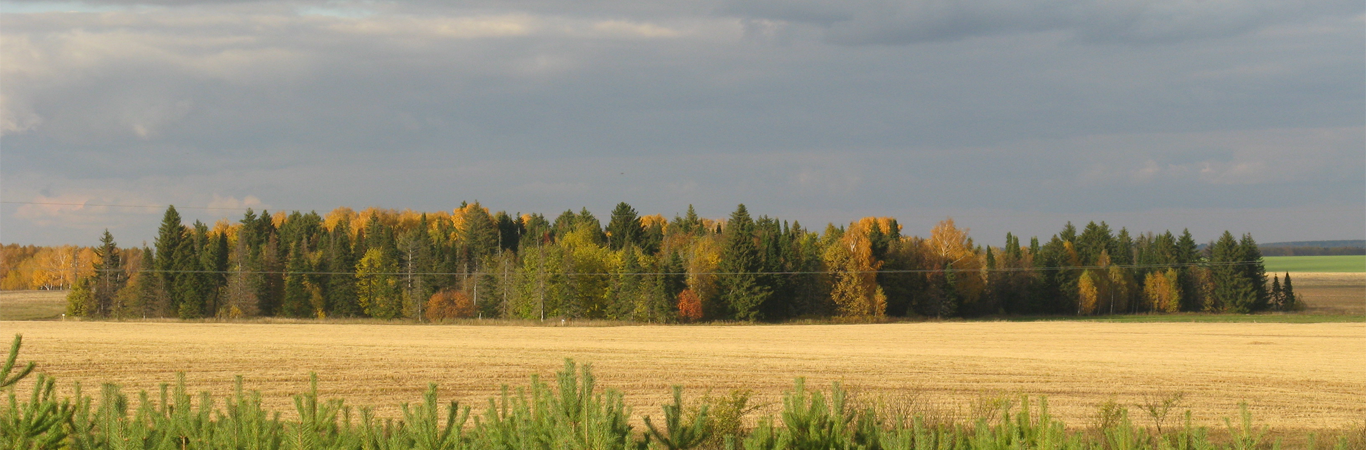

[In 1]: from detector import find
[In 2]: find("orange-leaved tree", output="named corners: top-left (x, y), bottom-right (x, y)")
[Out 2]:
top-left (426, 289), bottom-right (475, 321)
top-left (677, 288), bottom-right (703, 322)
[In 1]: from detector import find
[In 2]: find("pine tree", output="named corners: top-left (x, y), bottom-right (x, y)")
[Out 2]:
top-left (718, 204), bottom-right (769, 321)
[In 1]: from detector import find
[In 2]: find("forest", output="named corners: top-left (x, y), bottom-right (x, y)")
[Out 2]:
top-left (5, 202), bottom-right (1291, 321)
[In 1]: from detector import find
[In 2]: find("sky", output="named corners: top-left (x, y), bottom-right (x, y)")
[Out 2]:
top-left (1, 0), bottom-right (1363, 247)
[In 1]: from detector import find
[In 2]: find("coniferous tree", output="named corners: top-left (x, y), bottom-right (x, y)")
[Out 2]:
top-left (612, 245), bottom-right (643, 320)
top-left (90, 230), bottom-right (124, 317)
top-left (461, 204), bottom-right (499, 265)
top-left (494, 211), bottom-right (523, 253)
top-left (521, 213), bottom-right (552, 248)
top-left (674, 205), bottom-right (703, 235)
top-left (1175, 229), bottom-right (1202, 311)
top-left (153, 206), bottom-right (185, 311)
top-left (204, 231), bottom-right (229, 315)
top-left (1210, 231), bottom-right (1255, 313)
top-left (398, 221), bottom-right (435, 320)
top-left (172, 236), bottom-right (203, 319)
top-left (282, 241), bottom-right (313, 318)
top-left (606, 202), bottom-right (642, 251)
top-left (661, 251), bottom-right (687, 317)
top-left (1269, 275), bottom-right (1283, 310)
top-left (1239, 233), bottom-right (1269, 311)
top-left (328, 218), bottom-right (360, 316)
top-left (1281, 272), bottom-right (1297, 311)
top-left (717, 204), bottom-right (768, 321)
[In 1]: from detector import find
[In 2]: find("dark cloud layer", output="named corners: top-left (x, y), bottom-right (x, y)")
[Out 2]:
top-left (1, 0), bottom-right (1362, 246)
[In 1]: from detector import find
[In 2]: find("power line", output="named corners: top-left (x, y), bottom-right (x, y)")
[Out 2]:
top-left (13, 260), bottom-right (1268, 277)
top-left (0, 201), bottom-right (257, 211)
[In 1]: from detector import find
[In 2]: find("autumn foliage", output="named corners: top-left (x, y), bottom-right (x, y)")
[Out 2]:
top-left (677, 289), bottom-right (703, 322)
top-left (35, 201), bottom-right (1278, 322)
top-left (426, 289), bottom-right (475, 321)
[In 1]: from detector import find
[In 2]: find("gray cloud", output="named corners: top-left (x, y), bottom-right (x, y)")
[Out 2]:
top-left (1, 1), bottom-right (1362, 246)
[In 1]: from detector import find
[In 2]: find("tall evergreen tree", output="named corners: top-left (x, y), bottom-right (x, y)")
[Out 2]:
top-left (282, 241), bottom-right (313, 318)
top-left (1210, 231), bottom-right (1255, 312)
top-left (1239, 233), bottom-right (1269, 311)
top-left (494, 211), bottom-right (523, 253)
top-left (90, 230), bottom-right (124, 317)
top-left (1281, 272), bottom-right (1297, 310)
top-left (461, 204), bottom-right (499, 264)
top-left (718, 204), bottom-right (769, 321)
top-left (153, 205), bottom-right (185, 309)
top-left (398, 221), bottom-right (436, 320)
top-left (606, 202), bottom-right (642, 251)
top-left (172, 236), bottom-right (203, 319)
top-left (328, 218), bottom-right (360, 317)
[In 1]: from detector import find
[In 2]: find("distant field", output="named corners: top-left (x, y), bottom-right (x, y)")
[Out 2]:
top-left (3, 320), bottom-right (1362, 434)
top-left (1263, 255), bottom-right (1365, 273)
top-left (0, 290), bottom-right (67, 320)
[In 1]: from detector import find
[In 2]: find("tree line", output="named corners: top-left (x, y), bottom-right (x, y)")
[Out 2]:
top-left (59, 202), bottom-right (1294, 321)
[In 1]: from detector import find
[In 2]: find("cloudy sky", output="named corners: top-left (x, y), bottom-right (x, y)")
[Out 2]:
top-left (2, 0), bottom-right (1362, 247)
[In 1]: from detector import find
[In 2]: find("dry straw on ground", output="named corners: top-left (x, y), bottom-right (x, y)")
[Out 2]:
top-left (1, 320), bottom-right (1361, 434)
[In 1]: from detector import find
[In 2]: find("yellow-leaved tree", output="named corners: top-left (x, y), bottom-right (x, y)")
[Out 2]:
top-left (923, 219), bottom-right (983, 316)
top-left (823, 220), bottom-right (886, 318)
top-left (1077, 269), bottom-right (1101, 315)
top-left (356, 248), bottom-right (402, 319)
top-left (1144, 269), bottom-right (1181, 313)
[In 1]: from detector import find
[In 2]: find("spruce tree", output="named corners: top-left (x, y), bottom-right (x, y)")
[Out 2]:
top-left (1269, 275), bottom-right (1283, 309)
top-left (497, 210), bottom-right (521, 251)
top-left (328, 219), bottom-right (360, 317)
top-left (91, 230), bottom-right (124, 317)
top-left (1281, 273), bottom-right (1297, 310)
top-left (398, 223), bottom-right (435, 320)
top-left (172, 237), bottom-right (204, 319)
top-left (153, 205), bottom-right (185, 309)
top-left (606, 202), bottom-right (643, 251)
top-left (282, 241), bottom-right (312, 318)
top-left (613, 245), bottom-right (642, 320)
top-left (718, 204), bottom-right (769, 321)
top-left (461, 204), bottom-right (499, 263)
top-left (1210, 231), bottom-right (1255, 312)
top-left (1239, 233), bottom-right (1269, 311)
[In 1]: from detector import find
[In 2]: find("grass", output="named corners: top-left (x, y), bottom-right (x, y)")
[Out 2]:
top-left (0, 290), bottom-right (67, 320)
top-left (1263, 255), bottom-right (1366, 273)
top-left (2, 320), bottom-right (1361, 435)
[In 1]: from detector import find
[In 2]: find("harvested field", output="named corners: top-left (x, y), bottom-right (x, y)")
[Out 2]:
top-left (2, 320), bottom-right (1361, 435)
top-left (1284, 272), bottom-right (1366, 315)
top-left (0, 290), bottom-right (67, 320)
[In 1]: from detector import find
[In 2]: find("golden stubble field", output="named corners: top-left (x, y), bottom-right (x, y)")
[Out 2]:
top-left (1, 320), bottom-right (1362, 433)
